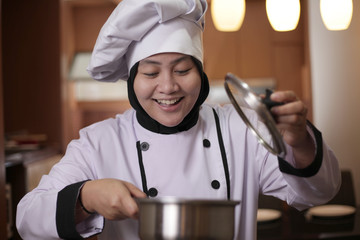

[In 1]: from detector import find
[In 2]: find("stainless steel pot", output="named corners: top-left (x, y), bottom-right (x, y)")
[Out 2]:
top-left (137, 197), bottom-right (240, 240)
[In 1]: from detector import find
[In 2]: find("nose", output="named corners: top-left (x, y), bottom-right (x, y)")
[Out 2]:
top-left (157, 72), bottom-right (179, 94)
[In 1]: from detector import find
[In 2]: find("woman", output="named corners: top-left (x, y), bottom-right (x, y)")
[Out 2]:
top-left (16, 0), bottom-right (341, 239)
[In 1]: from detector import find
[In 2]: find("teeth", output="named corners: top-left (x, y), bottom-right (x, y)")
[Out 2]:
top-left (157, 99), bottom-right (179, 105)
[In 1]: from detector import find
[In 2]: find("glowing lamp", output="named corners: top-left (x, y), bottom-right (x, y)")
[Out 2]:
top-left (320, 0), bottom-right (353, 31)
top-left (266, 0), bottom-right (301, 32)
top-left (211, 0), bottom-right (246, 32)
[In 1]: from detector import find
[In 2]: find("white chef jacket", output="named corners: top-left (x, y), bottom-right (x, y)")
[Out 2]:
top-left (16, 103), bottom-right (341, 240)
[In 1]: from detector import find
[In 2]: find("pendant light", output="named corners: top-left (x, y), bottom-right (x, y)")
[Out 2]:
top-left (211, 0), bottom-right (246, 32)
top-left (266, 0), bottom-right (301, 32)
top-left (320, 0), bottom-right (353, 31)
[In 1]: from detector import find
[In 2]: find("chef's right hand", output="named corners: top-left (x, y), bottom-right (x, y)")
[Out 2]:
top-left (79, 178), bottom-right (147, 220)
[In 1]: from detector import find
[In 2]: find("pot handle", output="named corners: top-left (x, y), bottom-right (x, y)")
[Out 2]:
top-left (261, 89), bottom-right (284, 111)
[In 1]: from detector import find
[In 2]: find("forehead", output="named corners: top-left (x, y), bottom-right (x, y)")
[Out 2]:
top-left (139, 53), bottom-right (192, 66)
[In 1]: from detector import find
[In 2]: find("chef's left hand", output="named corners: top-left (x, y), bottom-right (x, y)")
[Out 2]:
top-left (269, 91), bottom-right (315, 168)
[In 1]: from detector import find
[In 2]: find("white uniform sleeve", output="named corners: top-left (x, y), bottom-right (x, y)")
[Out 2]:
top-left (261, 121), bottom-right (341, 210)
top-left (16, 126), bottom-right (106, 239)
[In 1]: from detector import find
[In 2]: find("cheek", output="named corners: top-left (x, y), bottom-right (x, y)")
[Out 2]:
top-left (188, 79), bottom-right (202, 97)
top-left (134, 79), bottom-right (150, 100)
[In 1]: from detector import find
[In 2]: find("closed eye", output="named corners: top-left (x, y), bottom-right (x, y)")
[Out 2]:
top-left (143, 72), bottom-right (159, 78)
top-left (175, 68), bottom-right (192, 75)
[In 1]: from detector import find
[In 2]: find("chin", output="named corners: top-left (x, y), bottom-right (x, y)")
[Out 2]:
top-left (160, 122), bottom-right (181, 128)
top-left (158, 119), bottom-right (183, 127)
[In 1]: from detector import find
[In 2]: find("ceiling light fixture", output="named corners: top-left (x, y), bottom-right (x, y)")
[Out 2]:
top-left (211, 0), bottom-right (246, 32)
top-left (320, 0), bottom-right (353, 31)
top-left (266, 0), bottom-right (301, 32)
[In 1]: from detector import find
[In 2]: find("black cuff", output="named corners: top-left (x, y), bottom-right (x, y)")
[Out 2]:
top-left (278, 120), bottom-right (323, 177)
top-left (56, 180), bottom-right (88, 239)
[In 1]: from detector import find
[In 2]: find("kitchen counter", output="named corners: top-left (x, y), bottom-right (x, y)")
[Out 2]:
top-left (5, 147), bottom-right (62, 240)
top-left (5, 147), bottom-right (59, 167)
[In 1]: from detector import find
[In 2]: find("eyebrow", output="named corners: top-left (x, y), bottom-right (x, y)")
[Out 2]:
top-left (140, 55), bottom-right (191, 66)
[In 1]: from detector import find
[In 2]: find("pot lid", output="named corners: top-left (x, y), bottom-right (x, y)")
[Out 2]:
top-left (224, 73), bottom-right (286, 157)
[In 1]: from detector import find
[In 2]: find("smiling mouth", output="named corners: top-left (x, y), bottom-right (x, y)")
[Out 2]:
top-left (155, 97), bottom-right (183, 106)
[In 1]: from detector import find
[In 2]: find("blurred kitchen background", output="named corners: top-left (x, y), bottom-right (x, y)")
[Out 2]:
top-left (0, 0), bottom-right (359, 239)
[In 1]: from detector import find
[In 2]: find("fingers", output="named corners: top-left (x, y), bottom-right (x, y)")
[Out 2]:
top-left (271, 102), bottom-right (307, 121)
top-left (81, 179), bottom-right (145, 221)
top-left (106, 180), bottom-right (145, 220)
top-left (116, 188), bottom-right (140, 220)
top-left (122, 182), bottom-right (147, 219)
top-left (271, 102), bottom-right (306, 118)
top-left (270, 90), bottom-right (298, 103)
top-left (274, 114), bottom-right (305, 127)
top-left (267, 91), bottom-right (309, 148)
top-left (124, 181), bottom-right (147, 198)
top-left (270, 92), bottom-right (307, 118)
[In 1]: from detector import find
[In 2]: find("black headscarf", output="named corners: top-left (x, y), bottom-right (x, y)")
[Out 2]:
top-left (127, 57), bottom-right (210, 134)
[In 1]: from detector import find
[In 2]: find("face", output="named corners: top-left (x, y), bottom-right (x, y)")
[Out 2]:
top-left (134, 53), bottom-right (202, 127)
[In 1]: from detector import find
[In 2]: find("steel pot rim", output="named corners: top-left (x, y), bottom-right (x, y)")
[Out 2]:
top-left (136, 197), bottom-right (240, 206)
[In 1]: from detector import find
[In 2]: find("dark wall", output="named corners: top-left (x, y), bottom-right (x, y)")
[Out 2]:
top-left (2, 0), bottom-right (62, 148)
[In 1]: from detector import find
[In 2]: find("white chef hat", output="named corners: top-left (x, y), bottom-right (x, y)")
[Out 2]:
top-left (87, 0), bottom-right (207, 82)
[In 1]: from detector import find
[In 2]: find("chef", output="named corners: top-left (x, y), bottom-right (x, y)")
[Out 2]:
top-left (16, 0), bottom-right (341, 239)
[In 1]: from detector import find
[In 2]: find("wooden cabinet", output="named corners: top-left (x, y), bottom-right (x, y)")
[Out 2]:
top-left (203, 0), bottom-right (312, 119)
top-left (60, 0), bottom-right (120, 143)
top-left (204, 0), bottom-right (308, 97)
